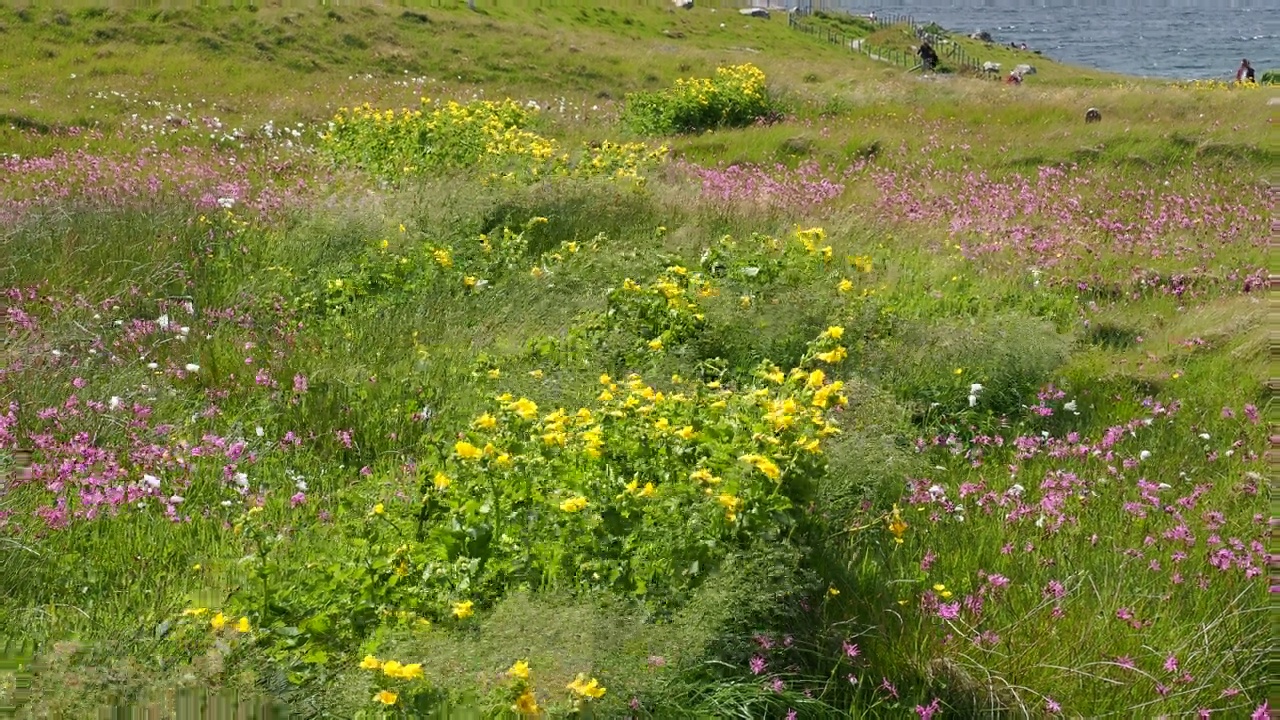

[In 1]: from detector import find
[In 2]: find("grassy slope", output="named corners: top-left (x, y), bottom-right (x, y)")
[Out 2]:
top-left (0, 2), bottom-right (1273, 718)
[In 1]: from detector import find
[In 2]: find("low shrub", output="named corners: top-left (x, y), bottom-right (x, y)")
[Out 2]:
top-left (622, 63), bottom-right (780, 136)
top-left (323, 98), bottom-right (667, 182)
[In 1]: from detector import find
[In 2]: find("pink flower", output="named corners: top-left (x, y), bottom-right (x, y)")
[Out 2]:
top-left (749, 655), bottom-right (767, 675)
top-left (842, 641), bottom-right (860, 659)
top-left (293, 373), bottom-right (309, 393)
top-left (915, 697), bottom-right (941, 720)
top-left (1251, 701), bottom-right (1269, 720)
top-left (1045, 697), bottom-right (1061, 714)
top-left (880, 677), bottom-right (899, 699)
top-left (1163, 654), bottom-right (1178, 673)
top-left (938, 602), bottom-right (961, 620)
top-left (289, 492), bottom-right (306, 507)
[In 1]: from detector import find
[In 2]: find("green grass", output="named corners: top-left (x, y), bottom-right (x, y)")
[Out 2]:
top-left (0, 2), bottom-right (1273, 718)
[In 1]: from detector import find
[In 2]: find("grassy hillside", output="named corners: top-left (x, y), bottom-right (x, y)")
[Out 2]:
top-left (0, 2), bottom-right (1273, 718)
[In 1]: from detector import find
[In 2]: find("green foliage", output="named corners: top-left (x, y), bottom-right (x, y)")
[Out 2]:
top-left (323, 99), bottom-right (666, 183)
top-left (622, 63), bottom-right (781, 136)
top-left (1259, 70), bottom-right (1278, 84)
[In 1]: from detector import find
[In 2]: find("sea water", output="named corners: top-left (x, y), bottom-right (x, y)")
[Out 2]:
top-left (806, 0), bottom-right (1276, 79)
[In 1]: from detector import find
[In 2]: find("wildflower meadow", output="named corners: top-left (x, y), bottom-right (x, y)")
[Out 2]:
top-left (0, 3), bottom-right (1271, 718)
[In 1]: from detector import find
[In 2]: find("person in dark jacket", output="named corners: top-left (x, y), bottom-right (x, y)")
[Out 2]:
top-left (918, 41), bottom-right (938, 72)
top-left (1236, 59), bottom-right (1256, 83)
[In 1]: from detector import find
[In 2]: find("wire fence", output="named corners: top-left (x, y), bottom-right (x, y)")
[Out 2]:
top-left (788, 9), bottom-right (997, 79)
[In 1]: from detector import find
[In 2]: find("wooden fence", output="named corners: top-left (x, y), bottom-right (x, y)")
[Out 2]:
top-left (788, 9), bottom-right (994, 78)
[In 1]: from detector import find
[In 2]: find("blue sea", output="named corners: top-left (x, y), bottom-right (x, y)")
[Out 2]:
top-left (802, 1), bottom-right (1277, 79)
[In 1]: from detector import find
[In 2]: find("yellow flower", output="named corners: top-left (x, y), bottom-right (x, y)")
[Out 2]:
top-left (638, 482), bottom-right (657, 498)
top-left (806, 369), bottom-right (826, 389)
top-left (487, 368), bottom-right (502, 379)
top-left (528, 369), bottom-right (544, 379)
top-left (236, 616), bottom-right (251, 633)
top-left (933, 583), bottom-right (946, 592)
top-left (647, 337), bottom-right (664, 352)
top-left (717, 493), bottom-right (743, 512)
top-left (510, 397), bottom-right (539, 421)
top-left (455, 441), bottom-right (483, 460)
top-left (182, 607), bottom-right (208, 617)
top-left (514, 688), bottom-right (540, 715)
top-left (433, 472), bottom-right (452, 490)
top-left (374, 689), bottom-right (398, 705)
top-left (816, 346), bottom-right (847, 364)
top-left (764, 368), bottom-right (785, 384)
top-left (674, 425), bottom-right (696, 440)
top-left (508, 659), bottom-right (531, 680)
top-left (852, 255), bottom-right (874, 273)
top-left (452, 600), bottom-right (474, 619)
top-left (887, 504), bottom-right (908, 543)
top-left (210, 612), bottom-right (227, 631)
top-left (372, 503), bottom-right (385, 516)
top-left (824, 325), bottom-right (844, 340)
top-left (360, 655), bottom-right (382, 670)
top-left (463, 275), bottom-right (479, 288)
top-left (941, 590), bottom-right (954, 599)
top-left (740, 454), bottom-right (781, 480)
top-left (599, 374), bottom-right (612, 385)
top-left (474, 413), bottom-right (497, 430)
top-left (560, 496), bottom-right (588, 513)
top-left (838, 278), bottom-right (854, 293)
top-left (567, 673), bottom-right (607, 699)
top-left (690, 469), bottom-right (720, 484)
top-left (953, 368), bottom-right (964, 376)
top-left (382, 660), bottom-right (404, 677)
top-left (432, 248), bottom-right (452, 268)
top-left (827, 585), bottom-right (841, 597)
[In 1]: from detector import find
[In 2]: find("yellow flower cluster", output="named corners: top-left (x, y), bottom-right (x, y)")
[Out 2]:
top-left (183, 607), bottom-right (251, 634)
top-left (326, 97), bottom-right (667, 183)
top-left (567, 673), bottom-right (607, 699)
top-left (1178, 78), bottom-right (1260, 91)
top-left (359, 655), bottom-right (425, 680)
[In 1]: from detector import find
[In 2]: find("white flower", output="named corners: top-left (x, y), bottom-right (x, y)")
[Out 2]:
top-left (255, 426), bottom-right (265, 437)
top-left (184, 363), bottom-right (200, 372)
top-left (233, 472), bottom-right (249, 488)
top-left (147, 362), bottom-right (159, 370)
top-left (157, 314), bottom-right (170, 330)
top-left (1063, 400), bottom-right (1077, 412)
top-left (1139, 450), bottom-right (1152, 461)
top-left (169, 495), bottom-right (184, 504)
top-left (51, 349), bottom-right (62, 357)
top-left (1157, 483), bottom-right (1172, 490)
top-left (142, 474), bottom-right (161, 489)
top-left (968, 394), bottom-right (978, 408)
top-left (927, 484), bottom-right (946, 499)
top-left (217, 197), bottom-right (236, 208)
top-left (741, 266), bottom-right (760, 277)
top-left (969, 383), bottom-right (984, 394)
top-left (221, 499), bottom-right (234, 507)
top-left (108, 396), bottom-right (122, 410)
top-left (1197, 433), bottom-right (1210, 440)
top-left (1008, 483), bottom-right (1025, 497)
top-left (295, 479), bottom-right (308, 492)
top-left (179, 326), bottom-right (190, 336)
